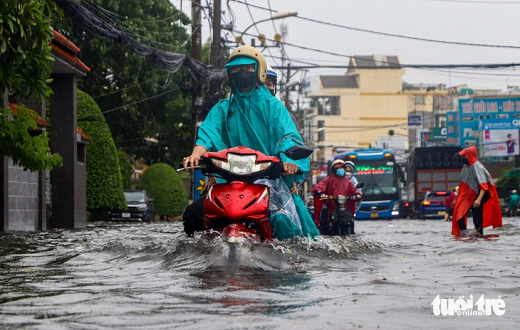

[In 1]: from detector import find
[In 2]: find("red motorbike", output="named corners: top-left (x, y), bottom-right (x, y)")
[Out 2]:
top-left (180, 145), bottom-right (312, 243)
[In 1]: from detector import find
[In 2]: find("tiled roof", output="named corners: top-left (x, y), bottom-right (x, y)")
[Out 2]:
top-left (320, 75), bottom-right (359, 89)
top-left (76, 126), bottom-right (91, 141)
top-left (9, 102), bottom-right (91, 140)
top-left (350, 55), bottom-right (402, 69)
top-left (50, 30), bottom-right (91, 73)
top-left (8, 103), bottom-right (50, 127)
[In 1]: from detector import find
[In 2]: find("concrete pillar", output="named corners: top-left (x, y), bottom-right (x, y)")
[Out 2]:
top-left (1, 88), bottom-right (8, 231)
top-left (50, 74), bottom-right (86, 229)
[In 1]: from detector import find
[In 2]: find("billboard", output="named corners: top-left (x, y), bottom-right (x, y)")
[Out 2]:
top-left (479, 119), bottom-right (520, 157)
top-left (449, 97), bottom-right (520, 149)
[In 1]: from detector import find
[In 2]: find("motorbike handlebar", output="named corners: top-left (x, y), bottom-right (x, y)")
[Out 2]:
top-left (319, 195), bottom-right (361, 201)
top-left (178, 160), bottom-right (303, 175)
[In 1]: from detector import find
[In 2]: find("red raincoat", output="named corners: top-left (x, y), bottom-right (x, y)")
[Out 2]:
top-left (311, 174), bottom-right (361, 226)
top-left (452, 145), bottom-right (502, 235)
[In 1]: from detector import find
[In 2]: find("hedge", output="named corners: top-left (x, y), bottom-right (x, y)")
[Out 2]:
top-left (136, 163), bottom-right (189, 218)
top-left (77, 90), bottom-right (126, 219)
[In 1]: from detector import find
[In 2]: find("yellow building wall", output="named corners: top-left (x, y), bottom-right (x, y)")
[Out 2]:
top-left (311, 62), bottom-right (442, 160)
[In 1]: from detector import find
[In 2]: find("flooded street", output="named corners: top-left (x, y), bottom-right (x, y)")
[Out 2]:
top-left (1, 218), bottom-right (519, 329)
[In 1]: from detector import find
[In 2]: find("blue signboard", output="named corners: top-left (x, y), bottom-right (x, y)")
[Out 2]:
top-left (451, 97), bottom-right (520, 149)
top-left (408, 114), bottom-right (422, 127)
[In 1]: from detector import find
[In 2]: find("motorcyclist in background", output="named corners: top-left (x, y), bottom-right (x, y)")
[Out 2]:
top-left (311, 159), bottom-right (362, 234)
top-left (344, 160), bottom-right (362, 214)
top-left (182, 46), bottom-right (319, 240)
top-left (265, 65), bottom-right (278, 96)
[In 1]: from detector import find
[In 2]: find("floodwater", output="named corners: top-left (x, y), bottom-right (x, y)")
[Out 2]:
top-left (1, 217), bottom-right (519, 330)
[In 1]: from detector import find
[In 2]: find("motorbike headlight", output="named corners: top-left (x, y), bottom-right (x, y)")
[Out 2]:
top-left (212, 158), bottom-right (231, 170)
top-left (393, 201), bottom-right (399, 211)
top-left (227, 153), bottom-right (257, 174)
top-left (337, 195), bottom-right (347, 205)
top-left (251, 162), bottom-right (272, 173)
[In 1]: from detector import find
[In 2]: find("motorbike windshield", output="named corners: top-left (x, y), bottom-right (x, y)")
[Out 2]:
top-left (354, 159), bottom-right (399, 202)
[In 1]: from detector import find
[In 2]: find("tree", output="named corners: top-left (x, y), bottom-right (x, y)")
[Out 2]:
top-left (136, 163), bottom-right (189, 219)
top-left (0, 0), bottom-right (63, 171)
top-left (77, 90), bottom-right (126, 219)
top-left (53, 0), bottom-right (194, 168)
top-left (496, 168), bottom-right (520, 192)
top-left (118, 150), bottom-right (133, 190)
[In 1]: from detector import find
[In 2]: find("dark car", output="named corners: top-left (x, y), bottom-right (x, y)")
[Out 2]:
top-left (109, 190), bottom-right (155, 222)
top-left (420, 190), bottom-right (452, 219)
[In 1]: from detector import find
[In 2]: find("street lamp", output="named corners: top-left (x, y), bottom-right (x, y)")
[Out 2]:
top-left (237, 10), bottom-right (298, 45)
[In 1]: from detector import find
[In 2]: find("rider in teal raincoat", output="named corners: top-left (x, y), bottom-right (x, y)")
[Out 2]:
top-left (182, 45), bottom-right (319, 240)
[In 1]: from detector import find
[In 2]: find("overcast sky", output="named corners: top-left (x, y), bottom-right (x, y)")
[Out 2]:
top-left (178, 0), bottom-right (520, 91)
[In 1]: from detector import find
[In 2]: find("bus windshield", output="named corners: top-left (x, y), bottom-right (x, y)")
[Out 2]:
top-left (355, 159), bottom-right (399, 201)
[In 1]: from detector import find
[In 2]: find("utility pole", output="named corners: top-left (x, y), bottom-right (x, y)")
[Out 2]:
top-left (190, 0), bottom-right (203, 200)
top-left (210, 0), bottom-right (221, 68)
top-left (208, 0), bottom-right (222, 106)
top-left (284, 63), bottom-right (291, 110)
top-left (191, 0), bottom-right (202, 137)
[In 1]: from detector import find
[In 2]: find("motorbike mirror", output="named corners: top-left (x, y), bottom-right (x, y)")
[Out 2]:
top-left (356, 182), bottom-right (365, 189)
top-left (283, 145), bottom-right (313, 160)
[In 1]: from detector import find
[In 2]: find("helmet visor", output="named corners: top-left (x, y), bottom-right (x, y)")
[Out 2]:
top-left (225, 57), bottom-right (257, 70)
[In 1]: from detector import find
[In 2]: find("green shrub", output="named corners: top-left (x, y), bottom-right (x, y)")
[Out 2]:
top-left (136, 163), bottom-right (189, 218)
top-left (118, 150), bottom-right (133, 190)
top-left (77, 90), bottom-right (126, 220)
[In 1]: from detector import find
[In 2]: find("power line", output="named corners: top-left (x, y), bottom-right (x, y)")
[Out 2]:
top-left (230, 0), bottom-right (520, 49)
top-left (270, 63), bottom-right (520, 70)
top-left (420, 0), bottom-right (520, 3)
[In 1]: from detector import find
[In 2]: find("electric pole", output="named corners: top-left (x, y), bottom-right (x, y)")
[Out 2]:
top-left (208, 0), bottom-right (223, 107)
top-left (210, 0), bottom-right (221, 68)
top-left (190, 0), bottom-right (202, 138)
top-left (285, 63), bottom-right (291, 110)
top-left (190, 0), bottom-right (203, 200)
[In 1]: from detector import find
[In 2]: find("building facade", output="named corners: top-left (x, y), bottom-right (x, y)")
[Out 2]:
top-left (306, 55), bottom-right (440, 162)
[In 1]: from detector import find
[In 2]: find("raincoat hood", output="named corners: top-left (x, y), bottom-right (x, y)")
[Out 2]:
top-left (459, 145), bottom-right (478, 166)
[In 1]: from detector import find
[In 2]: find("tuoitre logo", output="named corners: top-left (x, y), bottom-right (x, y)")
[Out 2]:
top-left (431, 294), bottom-right (506, 316)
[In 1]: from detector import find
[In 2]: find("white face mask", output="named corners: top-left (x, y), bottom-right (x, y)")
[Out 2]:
top-left (345, 172), bottom-right (353, 179)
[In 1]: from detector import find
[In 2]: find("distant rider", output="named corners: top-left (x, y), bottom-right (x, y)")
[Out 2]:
top-left (508, 189), bottom-right (519, 216)
top-left (344, 160), bottom-right (361, 213)
top-left (311, 159), bottom-right (362, 234)
top-left (444, 186), bottom-right (458, 221)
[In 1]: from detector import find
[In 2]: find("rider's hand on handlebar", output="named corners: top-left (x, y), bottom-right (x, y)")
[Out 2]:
top-left (320, 194), bottom-right (327, 199)
top-left (183, 145), bottom-right (207, 172)
top-left (282, 162), bottom-right (299, 175)
top-left (356, 194), bottom-right (362, 200)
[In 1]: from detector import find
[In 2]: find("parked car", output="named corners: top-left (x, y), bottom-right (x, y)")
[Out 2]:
top-left (420, 190), bottom-right (452, 219)
top-left (109, 190), bottom-right (155, 222)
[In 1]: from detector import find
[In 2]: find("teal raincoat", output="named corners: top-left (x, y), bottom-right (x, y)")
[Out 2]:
top-left (196, 84), bottom-right (319, 240)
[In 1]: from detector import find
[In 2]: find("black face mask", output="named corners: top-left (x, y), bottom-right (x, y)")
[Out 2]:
top-left (462, 157), bottom-right (469, 165)
top-left (232, 69), bottom-right (256, 91)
